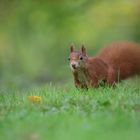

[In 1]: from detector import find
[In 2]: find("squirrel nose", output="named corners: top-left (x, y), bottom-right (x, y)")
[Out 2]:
top-left (72, 64), bottom-right (76, 69)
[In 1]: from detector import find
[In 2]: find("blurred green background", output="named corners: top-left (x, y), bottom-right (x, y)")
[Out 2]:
top-left (0, 0), bottom-right (140, 89)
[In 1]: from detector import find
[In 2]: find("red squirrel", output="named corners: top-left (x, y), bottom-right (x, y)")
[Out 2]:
top-left (68, 42), bottom-right (140, 88)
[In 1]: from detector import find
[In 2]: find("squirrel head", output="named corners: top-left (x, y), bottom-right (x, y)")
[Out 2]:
top-left (68, 44), bottom-right (88, 72)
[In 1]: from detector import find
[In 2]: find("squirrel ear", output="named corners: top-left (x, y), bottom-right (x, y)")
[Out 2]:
top-left (70, 44), bottom-right (74, 52)
top-left (81, 44), bottom-right (86, 54)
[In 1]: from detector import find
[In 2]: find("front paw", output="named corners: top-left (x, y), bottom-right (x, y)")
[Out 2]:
top-left (75, 83), bottom-right (81, 88)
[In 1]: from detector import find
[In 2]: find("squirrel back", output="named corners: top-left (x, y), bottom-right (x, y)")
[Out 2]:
top-left (69, 42), bottom-right (140, 88)
top-left (97, 42), bottom-right (140, 79)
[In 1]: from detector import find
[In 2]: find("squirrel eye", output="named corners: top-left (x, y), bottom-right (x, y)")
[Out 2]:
top-left (80, 56), bottom-right (83, 60)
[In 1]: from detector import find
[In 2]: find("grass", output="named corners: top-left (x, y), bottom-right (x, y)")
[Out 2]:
top-left (0, 80), bottom-right (140, 140)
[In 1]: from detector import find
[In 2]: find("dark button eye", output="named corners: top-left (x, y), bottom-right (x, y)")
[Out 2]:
top-left (80, 56), bottom-right (83, 60)
top-left (68, 57), bottom-right (70, 61)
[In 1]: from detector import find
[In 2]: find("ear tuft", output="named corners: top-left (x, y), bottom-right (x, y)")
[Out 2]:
top-left (70, 44), bottom-right (74, 52)
top-left (81, 44), bottom-right (86, 54)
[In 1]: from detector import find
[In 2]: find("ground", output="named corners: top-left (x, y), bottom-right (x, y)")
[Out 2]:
top-left (0, 79), bottom-right (140, 140)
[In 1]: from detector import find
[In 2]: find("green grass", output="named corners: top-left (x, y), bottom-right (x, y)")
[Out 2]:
top-left (0, 81), bottom-right (140, 140)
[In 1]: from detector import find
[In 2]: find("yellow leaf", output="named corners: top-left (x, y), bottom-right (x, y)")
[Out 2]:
top-left (28, 96), bottom-right (42, 103)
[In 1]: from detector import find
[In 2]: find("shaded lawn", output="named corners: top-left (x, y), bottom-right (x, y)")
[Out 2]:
top-left (0, 81), bottom-right (140, 140)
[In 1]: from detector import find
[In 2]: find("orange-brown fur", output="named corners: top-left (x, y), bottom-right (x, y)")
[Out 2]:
top-left (69, 42), bottom-right (140, 88)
